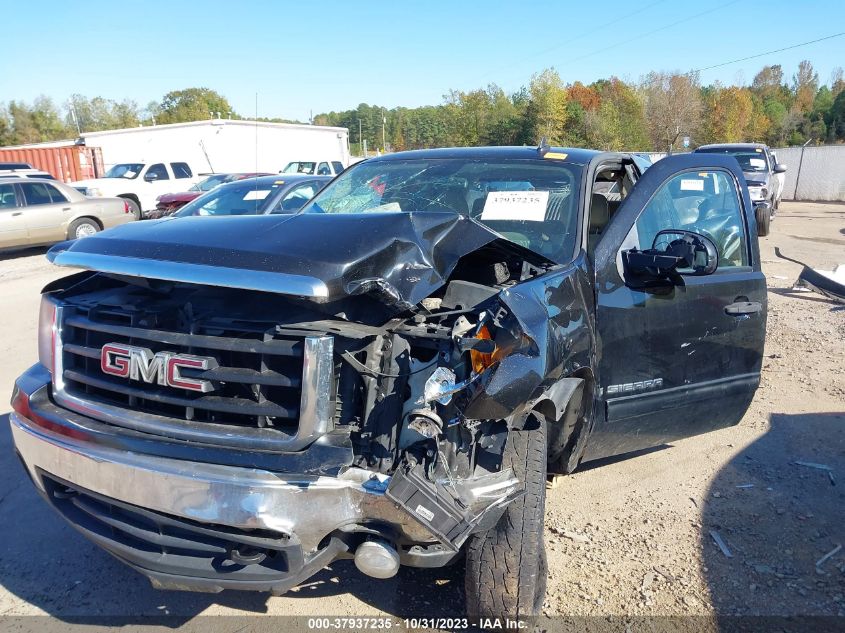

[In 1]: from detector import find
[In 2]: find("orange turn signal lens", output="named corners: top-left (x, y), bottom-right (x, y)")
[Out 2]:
top-left (470, 325), bottom-right (497, 373)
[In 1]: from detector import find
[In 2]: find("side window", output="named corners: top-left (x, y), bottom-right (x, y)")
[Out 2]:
top-left (317, 162), bottom-right (331, 176)
top-left (46, 184), bottom-right (68, 203)
top-left (332, 161), bottom-right (344, 175)
top-left (272, 183), bottom-right (318, 213)
top-left (147, 163), bottom-right (169, 180)
top-left (20, 182), bottom-right (54, 206)
top-left (630, 170), bottom-right (748, 268)
top-left (171, 162), bottom-right (192, 179)
top-left (0, 183), bottom-right (18, 209)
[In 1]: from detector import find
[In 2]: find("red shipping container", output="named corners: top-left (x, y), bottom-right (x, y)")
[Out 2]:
top-left (0, 145), bottom-right (104, 182)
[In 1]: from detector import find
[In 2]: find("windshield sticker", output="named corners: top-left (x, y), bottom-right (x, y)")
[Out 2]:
top-left (124, 171), bottom-right (136, 178)
top-left (749, 158), bottom-right (766, 169)
top-left (543, 152), bottom-right (568, 161)
top-left (274, 180), bottom-right (285, 185)
top-left (755, 148), bottom-right (763, 152)
top-left (680, 178), bottom-right (705, 191)
top-left (243, 190), bottom-right (271, 200)
top-left (481, 191), bottom-right (549, 222)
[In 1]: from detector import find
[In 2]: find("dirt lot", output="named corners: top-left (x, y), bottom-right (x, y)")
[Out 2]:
top-left (0, 201), bottom-right (842, 626)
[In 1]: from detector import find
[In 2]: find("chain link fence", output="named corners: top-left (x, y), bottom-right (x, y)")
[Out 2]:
top-left (771, 145), bottom-right (845, 202)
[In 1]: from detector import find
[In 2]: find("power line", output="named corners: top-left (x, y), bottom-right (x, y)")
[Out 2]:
top-left (518, 1), bottom-right (667, 64)
top-left (479, 1), bottom-right (667, 84)
top-left (691, 31), bottom-right (845, 73)
top-left (564, 0), bottom-right (740, 66)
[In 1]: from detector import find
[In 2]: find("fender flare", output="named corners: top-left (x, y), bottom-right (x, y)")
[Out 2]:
top-left (520, 376), bottom-right (594, 474)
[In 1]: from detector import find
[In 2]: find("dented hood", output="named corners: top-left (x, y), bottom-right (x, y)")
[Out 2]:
top-left (48, 212), bottom-right (542, 312)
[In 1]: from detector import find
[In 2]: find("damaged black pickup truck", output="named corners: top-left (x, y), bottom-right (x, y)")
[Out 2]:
top-left (10, 146), bottom-right (766, 618)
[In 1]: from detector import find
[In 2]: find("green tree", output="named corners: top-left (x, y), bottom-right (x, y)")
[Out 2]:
top-left (66, 94), bottom-right (140, 132)
top-left (792, 60), bottom-right (819, 114)
top-left (157, 88), bottom-right (234, 124)
top-left (831, 67), bottom-right (845, 99)
top-left (641, 71), bottom-right (702, 152)
top-left (2, 96), bottom-right (69, 144)
top-left (702, 84), bottom-right (754, 143)
top-left (593, 78), bottom-right (648, 150)
top-left (525, 69), bottom-right (568, 144)
top-left (826, 90), bottom-right (845, 141)
top-left (752, 65), bottom-right (785, 101)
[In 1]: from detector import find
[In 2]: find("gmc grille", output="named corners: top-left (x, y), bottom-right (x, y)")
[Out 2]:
top-left (52, 302), bottom-right (335, 452)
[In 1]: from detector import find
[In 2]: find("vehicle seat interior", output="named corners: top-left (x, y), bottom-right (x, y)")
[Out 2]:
top-left (694, 198), bottom-right (744, 266)
top-left (588, 193), bottom-right (613, 253)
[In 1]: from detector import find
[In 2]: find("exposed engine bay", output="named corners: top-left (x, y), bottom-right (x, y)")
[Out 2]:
top-left (40, 227), bottom-right (583, 552)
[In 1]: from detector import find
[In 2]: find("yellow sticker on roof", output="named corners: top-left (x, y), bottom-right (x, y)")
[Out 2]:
top-left (274, 180), bottom-right (285, 184)
top-left (755, 148), bottom-right (762, 152)
top-left (544, 152), bottom-right (568, 160)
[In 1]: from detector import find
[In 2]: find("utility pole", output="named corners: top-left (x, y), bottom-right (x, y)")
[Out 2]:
top-left (793, 138), bottom-right (812, 201)
top-left (358, 118), bottom-right (363, 156)
top-left (382, 109), bottom-right (387, 153)
top-left (69, 105), bottom-right (82, 134)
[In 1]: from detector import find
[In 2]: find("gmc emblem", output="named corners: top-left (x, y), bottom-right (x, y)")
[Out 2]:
top-left (100, 343), bottom-right (217, 393)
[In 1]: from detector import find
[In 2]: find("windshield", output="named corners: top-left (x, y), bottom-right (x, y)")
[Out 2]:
top-left (697, 148), bottom-right (768, 173)
top-left (190, 174), bottom-right (232, 192)
top-left (104, 163), bottom-right (144, 179)
top-left (300, 157), bottom-right (582, 262)
top-left (282, 162), bottom-right (316, 175)
top-left (174, 180), bottom-right (277, 217)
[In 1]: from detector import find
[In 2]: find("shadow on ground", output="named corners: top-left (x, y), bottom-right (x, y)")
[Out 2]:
top-left (0, 246), bottom-right (49, 262)
top-left (0, 413), bottom-right (462, 625)
top-left (701, 412), bottom-right (845, 617)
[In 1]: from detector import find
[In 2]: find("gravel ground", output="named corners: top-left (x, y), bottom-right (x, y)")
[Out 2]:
top-left (0, 201), bottom-right (842, 626)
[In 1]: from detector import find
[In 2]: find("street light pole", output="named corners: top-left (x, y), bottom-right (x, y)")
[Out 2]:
top-left (358, 118), bottom-right (363, 156)
top-left (382, 109), bottom-right (387, 153)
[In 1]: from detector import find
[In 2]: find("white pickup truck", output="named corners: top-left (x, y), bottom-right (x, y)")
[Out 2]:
top-left (72, 161), bottom-right (200, 220)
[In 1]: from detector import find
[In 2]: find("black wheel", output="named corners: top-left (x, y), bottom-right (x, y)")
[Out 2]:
top-left (465, 412), bottom-right (548, 620)
top-left (122, 197), bottom-right (141, 220)
top-left (67, 217), bottom-right (100, 240)
top-left (756, 204), bottom-right (771, 237)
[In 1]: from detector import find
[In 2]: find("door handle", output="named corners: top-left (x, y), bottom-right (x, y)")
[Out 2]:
top-left (12, 211), bottom-right (22, 216)
top-left (62, 207), bottom-right (71, 211)
top-left (724, 301), bottom-right (762, 316)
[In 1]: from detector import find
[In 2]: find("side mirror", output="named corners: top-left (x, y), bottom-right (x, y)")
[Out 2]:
top-left (773, 163), bottom-right (787, 173)
top-left (623, 230), bottom-right (718, 288)
top-left (144, 172), bottom-right (159, 182)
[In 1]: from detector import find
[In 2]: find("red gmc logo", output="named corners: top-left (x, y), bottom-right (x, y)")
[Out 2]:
top-left (100, 343), bottom-right (217, 393)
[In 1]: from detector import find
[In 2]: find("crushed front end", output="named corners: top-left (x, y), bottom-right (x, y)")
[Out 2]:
top-left (10, 210), bottom-right (586, 593)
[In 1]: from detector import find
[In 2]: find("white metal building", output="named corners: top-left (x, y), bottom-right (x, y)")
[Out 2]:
top-left (76, 119), bottom-right (350, 174)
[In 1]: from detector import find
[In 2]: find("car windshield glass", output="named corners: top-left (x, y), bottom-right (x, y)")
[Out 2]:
top-left (103, 163), bottom-right (144, 179)
top-left (174, 181), bottom-right (276, 217)
top-left (282, 162), bottom-right (316, 174)
top-left (300, 157), bottom-right (582, 263)
top-left (697, 149), bottom-right (768, 172)
top-left (190, 174), bottom-right (230, 192)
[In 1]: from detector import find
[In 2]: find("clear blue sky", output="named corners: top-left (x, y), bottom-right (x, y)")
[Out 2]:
top-left (2, 0), bottom-right (843, 122)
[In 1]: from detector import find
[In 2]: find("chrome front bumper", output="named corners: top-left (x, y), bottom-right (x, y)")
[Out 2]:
top-left (10, 366), bottom-right (438, 592)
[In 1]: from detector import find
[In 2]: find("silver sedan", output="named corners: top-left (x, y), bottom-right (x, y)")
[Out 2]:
top-left (0, 177), bottom-right (134, 249)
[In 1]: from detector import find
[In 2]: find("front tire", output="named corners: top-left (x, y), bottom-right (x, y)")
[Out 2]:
top-left (756, 203), bottom-right (771, 237)
top-left (465, 412), bottom-right (548, 620)
top-left (68, 217), bottom-right (100, 240)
